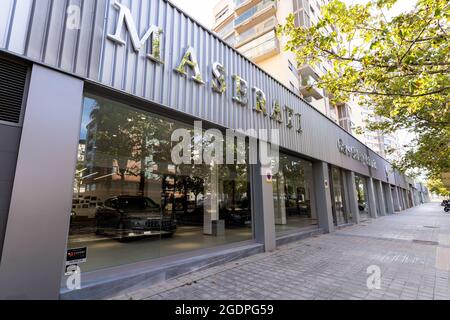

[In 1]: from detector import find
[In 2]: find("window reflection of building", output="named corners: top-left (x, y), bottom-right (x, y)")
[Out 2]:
top-left (272, 153), bottom-right (317, 235)
top-left (77, 140), bottom-right (86, 162)
top-left (68, 94), bottom-right (252, 272)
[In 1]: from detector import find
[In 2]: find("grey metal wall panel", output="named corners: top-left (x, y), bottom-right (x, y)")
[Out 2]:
top-left (7, 0), bottom-right (33, 55)
top-left (0, 0), bottom-right (409, 185)
top-left (0, 124), bottom-right (21, 255)
top-left (0, 65), bottom-right (84, 299)
top-left (24, 0), bottom-right (50, 61)
top-left (387, 166), bottom-right (396, 185)
top-left (59, 0), bottom-right (81, 72)
top-left (368, 149), bottom-right (390, 183)
top-left (395, 170), bottom-right (408, 189)
top-left (43, 0), bottom-right (67, 67)
top-left (0, 0), bottom-right (15, 49)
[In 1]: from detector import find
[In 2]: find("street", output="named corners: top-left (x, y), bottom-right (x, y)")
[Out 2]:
top-left (112, 202), bottom-right (450, 300)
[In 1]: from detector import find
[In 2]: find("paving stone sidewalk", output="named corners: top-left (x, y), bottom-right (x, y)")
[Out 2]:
top-left (112, 202), bottom-right (450, 300)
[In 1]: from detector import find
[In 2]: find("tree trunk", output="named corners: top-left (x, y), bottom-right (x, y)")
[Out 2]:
top-left (232, 180), bottom-right (236, 213)
top-left (138, 138), bottom-right (146, 196)
top-left (183, 177), bottom-right (188, 214)
top-left (120, 170), bottom-right (126, 195)
top-left (162, 175), bottom-right (168, 210)
top-left (139, 170), bottom-right (145, 196)
top-left (172, 176), bottom-right (177, 216)
top-left (194, 194), bottom-right (198, 209)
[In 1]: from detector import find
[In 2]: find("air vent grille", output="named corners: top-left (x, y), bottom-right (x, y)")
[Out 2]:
top-left (0, 58), bottom-right (28, 124)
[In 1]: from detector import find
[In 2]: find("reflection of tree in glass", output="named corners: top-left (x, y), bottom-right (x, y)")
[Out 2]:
top-left (88, 99), bottom-right (175, 195)
top-left (275, 154), bottom-right (308, 214)
top-left (218, 137), bottom-right (251, 213)
top-left (220, 164), bottom-right (250, 213)
top-left (175, 163), bottom-right (207, 214)
top-left (355, 176), bottom-right (365, 203)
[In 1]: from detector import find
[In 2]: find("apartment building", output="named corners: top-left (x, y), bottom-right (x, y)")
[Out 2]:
top-left (213, 0), bottom-right (351, 126)
top-left (213, 0), bottom-right (397, 158)
top-left (353, 104), bottom-right (401, 160)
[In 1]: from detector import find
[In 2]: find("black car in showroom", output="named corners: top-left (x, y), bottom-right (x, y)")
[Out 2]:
top-left (95, 196), bottom-right (176, 241)
top-left (219, 207), bottom-right (252, 227)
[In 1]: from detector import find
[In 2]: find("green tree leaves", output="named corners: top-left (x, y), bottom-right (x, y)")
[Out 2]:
top-left (280, 0), bottom-right (450, 187)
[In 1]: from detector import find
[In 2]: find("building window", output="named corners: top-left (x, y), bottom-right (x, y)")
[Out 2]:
top-left (217, 20), bottom-right (235, 38)
top-left (273, 153), bottom-right (317, 235)
top-left (68, 94), bottom-right (253, 272)
top-left (288, 60), bottom-right (297, 75)
top-left (293, 0), bottom-right (304, 12)
top-left (215, 6), bottom-right (229, 23)
top-left (235, 0), bottom-right (273, 26)
top-left (294, 10), bottom-right (311, 28)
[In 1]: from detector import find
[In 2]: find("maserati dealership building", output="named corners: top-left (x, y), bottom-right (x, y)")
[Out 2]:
top-left (0, 0), bottom-right (428, 299)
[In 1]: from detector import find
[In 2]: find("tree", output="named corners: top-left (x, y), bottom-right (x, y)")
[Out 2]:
top-left (427, 177), bottom-right (450, 196)
top-left (278, 0), bottom-right (450, 180)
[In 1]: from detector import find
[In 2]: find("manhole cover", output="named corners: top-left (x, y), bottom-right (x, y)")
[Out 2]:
top-left (412, 240), bottom-right (439, 246)
top-left (423, 226), bottom-right (439, 229)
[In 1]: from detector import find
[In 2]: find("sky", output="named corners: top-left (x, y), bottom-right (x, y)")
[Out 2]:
top-left (170, 0), bottom-right (216, 28)
top-left (170, 0), bottom-right (417, 30)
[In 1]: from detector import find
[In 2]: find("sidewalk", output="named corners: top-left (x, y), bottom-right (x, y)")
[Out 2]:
top-left (112, 202), bottom-right (450, 300)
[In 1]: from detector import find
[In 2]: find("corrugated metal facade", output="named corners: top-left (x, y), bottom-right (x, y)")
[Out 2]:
top-left (0, 0), bottom-right (409, 184)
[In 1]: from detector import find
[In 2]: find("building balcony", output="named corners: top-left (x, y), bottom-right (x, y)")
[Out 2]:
top-left (339, 118), bottom-right (352, 133)
top-left (337, 102), bottom-right (352, 119)
top-left (298, 63), bottom-right (322, 78)
top-left (235, 0), bottom-right (262, 15)
top-left (215, 21), bottom-right (235, 40)
top-left (235, 0), bottom-right (277, 33)
top-left (239, 30), bottom-right (280, 62)
top-left (235, 16), bottom-right (278, 48)
top-left (213, 12), bottom-right (235, 34)
top-left (337, 103), bottom-right (353, 132)
top-left (300, 75), bottom-right (324, 100)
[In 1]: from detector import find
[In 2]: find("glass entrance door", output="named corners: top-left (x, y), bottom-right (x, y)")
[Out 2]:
top-left (330, 167), bottom-right (348, 226)
top-left (355, 175), bottom-right (370, 221)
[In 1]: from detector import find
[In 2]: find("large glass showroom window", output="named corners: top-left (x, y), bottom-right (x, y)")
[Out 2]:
top-left (355, 174), bottom-right (370, 221)
top-left (330, 167), bottom-right (349, 226)
top-left (68, 94), bottom-right (252, 272)
top-left (272, 153), bottom-right (317, 235)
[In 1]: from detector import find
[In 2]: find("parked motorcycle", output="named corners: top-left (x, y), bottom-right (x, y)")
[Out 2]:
top-left (445, 204), bottom-right (450, 213)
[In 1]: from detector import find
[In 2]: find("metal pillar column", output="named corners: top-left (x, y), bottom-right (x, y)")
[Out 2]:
top-left (0, 65), bottom-right (84, 299)
top-left (345, 171), bottom-right (360, 224)
top-left (312, 161), bottom-right (334, 233)
top-left (367, 178), bottom-right (378, 219)
top-left (376, 180), bottom-right (387, 216)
